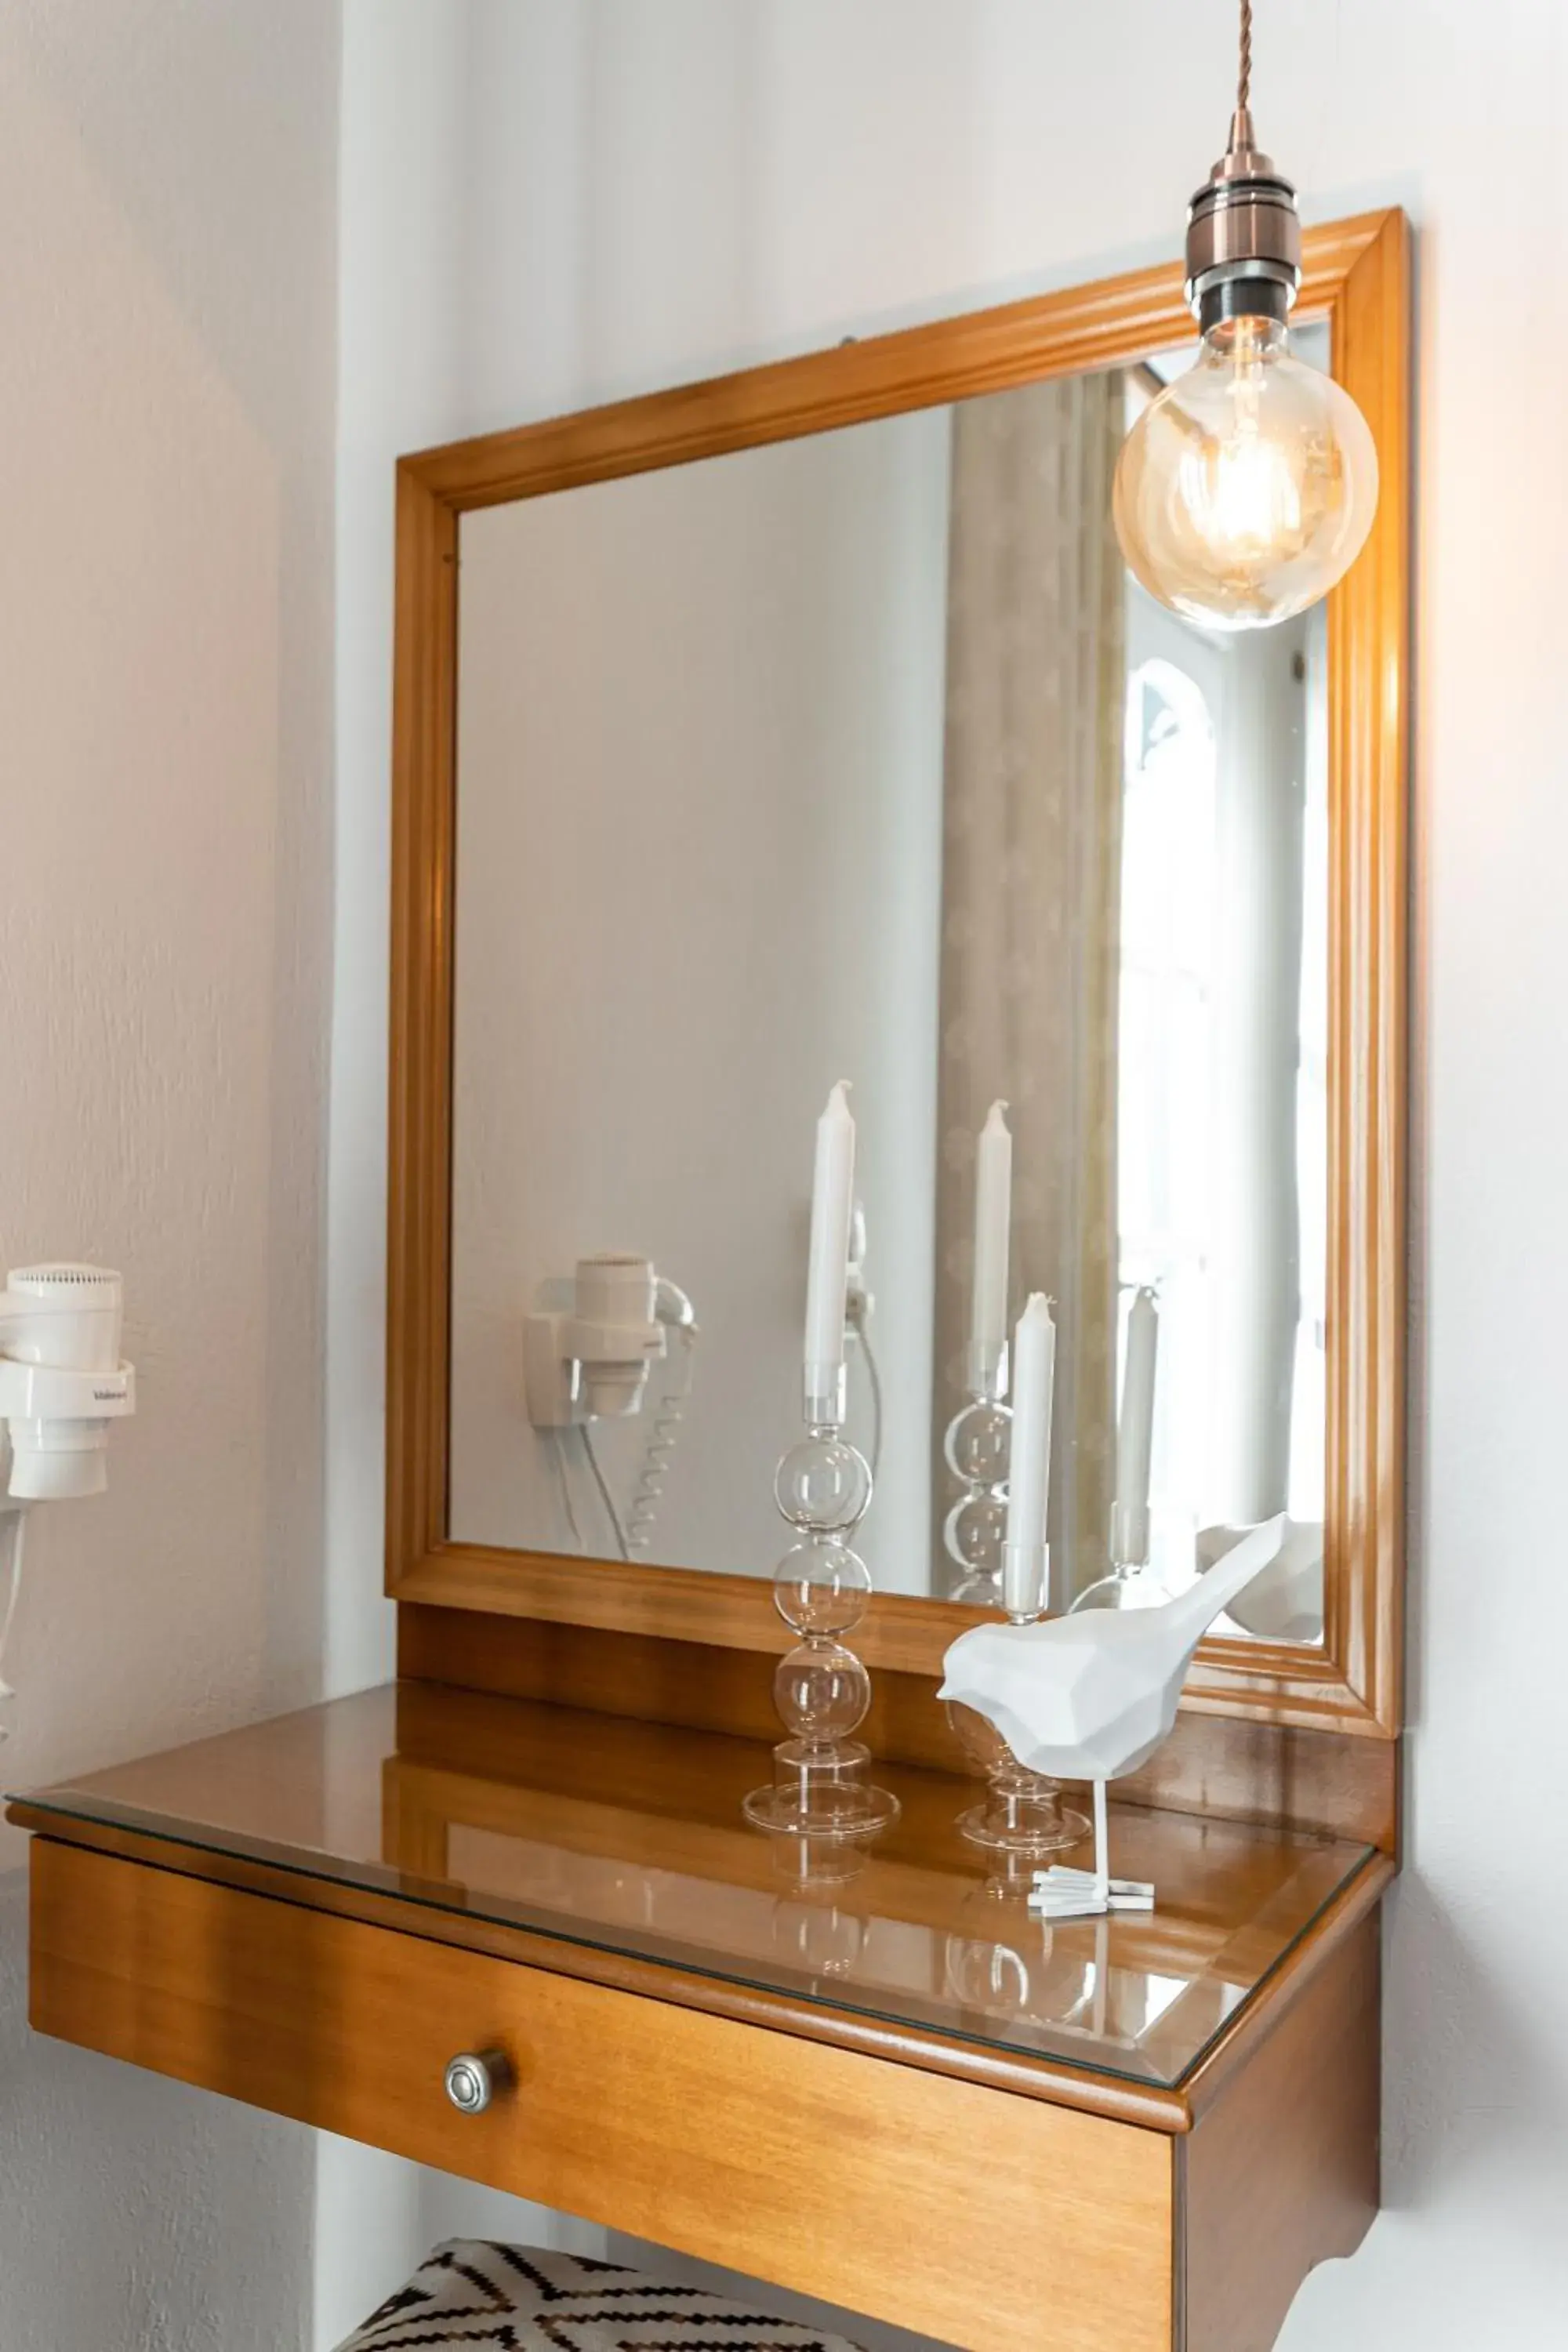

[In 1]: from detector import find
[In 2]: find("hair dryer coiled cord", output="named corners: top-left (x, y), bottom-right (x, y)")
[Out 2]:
top-left (627, 1326), bottom-right (696, 1553)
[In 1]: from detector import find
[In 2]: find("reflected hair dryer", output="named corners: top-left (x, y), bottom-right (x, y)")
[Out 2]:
top-left (0, 1265), bottom-right (136, 1500)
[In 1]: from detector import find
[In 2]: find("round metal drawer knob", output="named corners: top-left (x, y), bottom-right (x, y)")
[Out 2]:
top-left (444, 2049), bottom-right (512, 2114)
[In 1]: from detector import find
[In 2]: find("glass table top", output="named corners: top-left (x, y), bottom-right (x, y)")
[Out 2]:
top-left (13, 1682), bottom-right (1375, 2089)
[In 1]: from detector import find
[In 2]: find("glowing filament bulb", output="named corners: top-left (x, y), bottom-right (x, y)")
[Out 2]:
top-left (1115, 316), bottom-right (1377, 630)
top-left (1185, 414), bottom-right (1302, 555)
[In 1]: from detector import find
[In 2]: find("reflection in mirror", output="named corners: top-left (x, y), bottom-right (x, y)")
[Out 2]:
top-left (448, 339), bottom-right (1330, 1641)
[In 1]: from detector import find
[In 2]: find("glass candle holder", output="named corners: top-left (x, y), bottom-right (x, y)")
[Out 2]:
top-left (1072, 1502), bottom-right (1170, 1613)
top-left (942, 1390), bottom-right (1012, 1603)
top-left (743, 1428), bottom-right (899, 1842)
top-left (770, 1844), bottom-right (868, 1976)
top-left (946, 1699), bottom-right (1088, 1861)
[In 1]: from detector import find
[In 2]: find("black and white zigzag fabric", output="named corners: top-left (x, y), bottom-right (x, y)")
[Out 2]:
top-left (334, 2241), bottom-right (869, 2351)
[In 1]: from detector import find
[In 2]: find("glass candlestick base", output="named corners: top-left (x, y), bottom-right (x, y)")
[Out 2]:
top-left (766, 1828), bottom-right (869, 1893)
top-left (946, 1701), bottom-right (1087, 1860)
top-left (955, 1780), bottom-right (1089, 1860)
top-left (742, 1738), bottom-right (900, 1841)
top-left (970, 1846), bottom-right (1049, 1905)
top-left (771, 1870), bottom-right (867, 1976)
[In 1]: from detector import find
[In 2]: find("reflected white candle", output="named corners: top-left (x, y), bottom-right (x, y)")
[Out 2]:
top-left (1004, 1294), bottom-right (1055, 1617)
top-left (803, 1080), bottom-right (855, 1425)
top-left (1113, 1287), bottom-right (1160, 1566)
top-left (970, 1102), bottom-right (1012, 1398)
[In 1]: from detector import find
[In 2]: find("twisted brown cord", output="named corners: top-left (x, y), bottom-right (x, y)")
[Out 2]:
top-left (1239, 0), bottom-right (1253, 111)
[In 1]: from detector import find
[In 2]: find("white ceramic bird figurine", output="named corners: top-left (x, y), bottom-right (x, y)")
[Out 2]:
top-left (938, 1516), bottom-right (1287, 1919)
top-left (938, 1515), bottom-right (1287, 1783)
top-left (1196, 1515), bottom-right (1323, 1643)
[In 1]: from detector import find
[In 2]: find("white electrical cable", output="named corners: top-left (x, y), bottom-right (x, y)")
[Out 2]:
top-left (858, 1319), bottom-right (884, 1483)
top-left (550, 1433), bottom-right (586, 1551)
top-left (579, 1426), bottom-right (631, 1562)
top-left (626, 1327), bottom-right (696, 1554)
top-left (845, 1293), bottom-right (884, 1482)
top-left (0, 1508), bottom-right (31, 1727)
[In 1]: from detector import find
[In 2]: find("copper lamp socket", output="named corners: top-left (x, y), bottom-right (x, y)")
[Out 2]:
top-left (1185, 106), bottom-right (1302, 331)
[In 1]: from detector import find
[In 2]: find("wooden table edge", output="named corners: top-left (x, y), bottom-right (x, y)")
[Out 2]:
top-left (10, 1805), bottom-right (1392, 2139)
top-left (1177, 1849), bottom-right (1396, 2122)
top-left (9, 1807), bottom-right (1191, 2133)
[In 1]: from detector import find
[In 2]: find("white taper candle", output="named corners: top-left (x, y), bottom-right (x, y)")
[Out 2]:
top-left (1003, 1293), bottom-right (1056, 1617)
top-left (1112, 1286), bottom-right (1160, 1566)
top-left (969, 1102), bottom-right (1012, 1397)
top-left (803, 1080), bottom-right (855, 1425)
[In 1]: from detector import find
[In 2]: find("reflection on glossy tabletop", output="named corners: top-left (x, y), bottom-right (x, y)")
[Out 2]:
top-left (16, 1681), bottom-right (1374, 2089)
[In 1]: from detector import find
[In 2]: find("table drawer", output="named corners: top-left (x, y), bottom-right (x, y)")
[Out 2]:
top-left (30, 1839), bottom-right (1174, 2351)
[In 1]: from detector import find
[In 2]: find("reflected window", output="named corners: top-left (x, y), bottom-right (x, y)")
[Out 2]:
top-left (1118, 588), bottom-right (1323, 1599)
top-left (1290, 617), bottom-right (1329, 1519)
top-left (1118, 647), bottom-right (1218, 1590)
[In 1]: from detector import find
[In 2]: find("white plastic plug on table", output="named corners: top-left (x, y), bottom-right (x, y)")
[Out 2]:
top-left (938, 1515), bottom-right (1287, 1919)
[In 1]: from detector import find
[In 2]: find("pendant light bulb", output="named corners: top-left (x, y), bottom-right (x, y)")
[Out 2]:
top-left (1115, 314), bottom-right (1378, 631)
top-left (1113, 5), bottom-right (1379, 631)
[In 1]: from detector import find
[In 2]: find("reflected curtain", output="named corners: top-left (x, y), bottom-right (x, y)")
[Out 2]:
top-left (931, 372), bottom-right (1127, 1604)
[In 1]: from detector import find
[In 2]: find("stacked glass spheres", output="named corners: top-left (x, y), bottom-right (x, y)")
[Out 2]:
top-left (770, 1429), bottom-right (874, 1751)
top-left (942, 1394), bottom-right (1012, 1601)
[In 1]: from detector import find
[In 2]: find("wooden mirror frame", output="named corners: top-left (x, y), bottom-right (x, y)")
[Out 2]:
top-left (387, 209), bottom-right (1408, 1743)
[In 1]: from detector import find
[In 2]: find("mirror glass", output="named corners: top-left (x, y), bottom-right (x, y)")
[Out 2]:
top-left (447, 330), bottom-right (1333, 1642)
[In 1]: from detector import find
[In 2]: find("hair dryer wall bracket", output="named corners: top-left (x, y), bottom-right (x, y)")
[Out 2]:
top-left (524, 1254), bottom-right (695, 1429)
top-left (0, 1265), bottom-right (137, 1501)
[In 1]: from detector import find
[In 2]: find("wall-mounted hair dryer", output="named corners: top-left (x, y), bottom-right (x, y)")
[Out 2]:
top-left (0, 1265), bottom-right (136, 1500)
top-left (524, 1254), bottom-right (695, 1428)
top-left (524, 1255), bottom-right (698, 1563)
top-left (0, 1262), bottom-right (136, 1732)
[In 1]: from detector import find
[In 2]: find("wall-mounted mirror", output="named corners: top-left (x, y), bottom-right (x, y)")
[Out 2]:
top-left (388, 212), bottom-right (1406, 1735)
top-left (448, 328), bottom-right (1334, 1642)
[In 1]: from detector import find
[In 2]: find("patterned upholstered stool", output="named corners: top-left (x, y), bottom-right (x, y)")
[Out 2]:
top-left (336, 2241), bottom-right (869, 2350)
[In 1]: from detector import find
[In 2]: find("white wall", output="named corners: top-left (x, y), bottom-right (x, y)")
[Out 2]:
top-left (332, 2), bottom-right (1568, 2345)
top-left (448, 419), bottom-right (949, 1592)
top-left (0, 2), bottom-right (339, 2345)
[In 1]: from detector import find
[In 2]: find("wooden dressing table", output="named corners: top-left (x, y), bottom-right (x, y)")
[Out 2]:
top-left (13, 213), bottom-right (1407, 2351)
top-left (11, 1654), bottom-right (1391, 2352)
